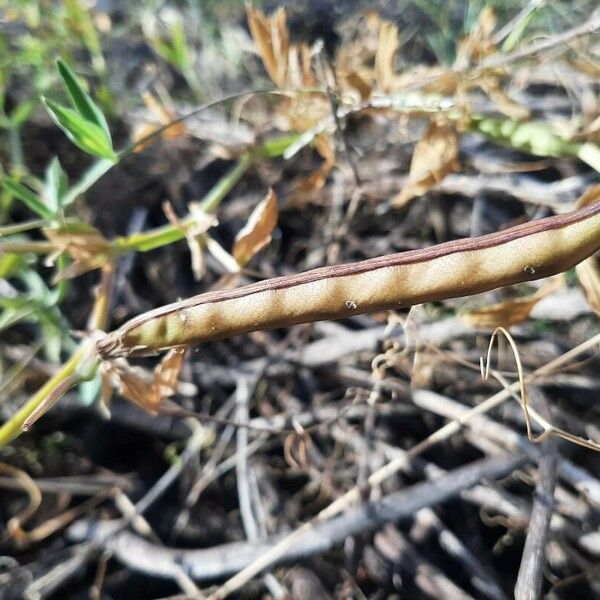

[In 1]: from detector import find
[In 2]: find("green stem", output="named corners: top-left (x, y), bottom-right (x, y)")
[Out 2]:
top-left (8, 127), bottom-right (23, 170)
top-left (113, 150), bottom-right (255, 253)
top-left (0, 347), bottom-right (85, 447)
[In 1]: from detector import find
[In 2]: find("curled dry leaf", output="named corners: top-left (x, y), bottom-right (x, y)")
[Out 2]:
top-left (462, 275), bottom-right (564, 330)
top-left (103, 347), bottom-right (187, 413)
top-left (233, 188), bottom-right (278, 267)
top-left (394, 121), bottom-right (459, 208)
top-left (455, 6), bottom-right (497, 68)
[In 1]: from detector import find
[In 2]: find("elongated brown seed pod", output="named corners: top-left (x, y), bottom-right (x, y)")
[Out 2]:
top-left (98, 202), bottom-right (600, 358)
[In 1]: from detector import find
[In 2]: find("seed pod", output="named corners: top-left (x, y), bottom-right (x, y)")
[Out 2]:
top-left (98, 202), bottom-right (600, 358)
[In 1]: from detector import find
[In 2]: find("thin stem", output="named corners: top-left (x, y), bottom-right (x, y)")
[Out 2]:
top-left (0, 347), bottom-right (86, 446)
top-left (8, 127), bottom-right (23, 170)
top-left (0, 265), bottom-right (115, 447)
top-left (0, 241), bottom-right (56, 254)
top-left (113, 152), bottom-right (254, 254)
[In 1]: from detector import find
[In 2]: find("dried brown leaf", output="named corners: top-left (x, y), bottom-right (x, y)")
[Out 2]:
top-left (107, 348), bottom-right (187, 413)
top-left (233, 189), bottom-right (279, 267)
top-left (455, 6), bottom-right (497, 67)
top-left (479, 77), bottom-right (530, 121)
top-left (375, 21), bottom-right (399, 92)
top-left (462, 275), bottom-right (564, 329)
top-left (154, 347), bottom-right (187, 400)
top-left (247, 6), bottom-right (289, 88)
top-left (394, 121), bottom-right (459, 208)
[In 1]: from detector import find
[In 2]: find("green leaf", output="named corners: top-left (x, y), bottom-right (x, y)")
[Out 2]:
top-left (170, 20), bottom-right (189, 70)
top-left (0, 307), bottom-right (33, 332)
top-left (79, 373), bottom-right (102, 406)
top-left (42, 98), bottom-right (116, 160)
top-left (56, 58), bottom-right (111, 142)
top-left (44, 157), bottom-right (68, 213)
top-left (0, 252), bottom-right (25, 278)
top-left (2, 178), bottom-right (54, 219)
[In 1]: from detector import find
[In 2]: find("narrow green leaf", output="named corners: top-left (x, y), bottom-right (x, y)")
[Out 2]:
top-left (79, 373), bottom-right (102, 406)
top-left (170, 20), bottom-right (189, 70)
top-left (0, 307), bottom-right (34, 332)
top-left (2, 178), bottom-right (54, 219)
top-left (42, 98), bottom-right (116, 160)
top-left (44, 157), bottom-right (68, 212)
top-left (56, 58), bottom-right (111, 142)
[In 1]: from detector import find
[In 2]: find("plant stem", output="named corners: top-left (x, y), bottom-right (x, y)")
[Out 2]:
top-left (0, 265), bottom-right (115, 447)
top-left (8, 127), bottom-right (24, 171)
top-left (0, 347), bottom-right (85, 446)
top-left (113, 149), bottom-right (256, 253)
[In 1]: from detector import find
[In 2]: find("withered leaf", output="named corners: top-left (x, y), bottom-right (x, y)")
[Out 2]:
top-left (153, 347), bottom-right (188, 401)
top-left (455, 6), bottom-right (497, 67)
top-left (233, 189), bottom-right (279, 267)
top-left (462, 275), bottom-right (564, 329)
top-left (247, 6), bottom-right (289, 88)
top-left (375, 21), bottom-right (399, 93)
top-left (107, 347), bottom-right (187, 413)
top-left (394, 121), bottom-right (459, 208)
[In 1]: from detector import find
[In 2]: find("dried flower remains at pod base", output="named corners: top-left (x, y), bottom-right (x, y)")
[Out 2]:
top-left (97, 201), bottom-right (600, 359)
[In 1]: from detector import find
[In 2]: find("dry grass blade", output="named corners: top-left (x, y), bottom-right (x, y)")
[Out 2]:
top-left (233, 189), bottom-right (278, 267)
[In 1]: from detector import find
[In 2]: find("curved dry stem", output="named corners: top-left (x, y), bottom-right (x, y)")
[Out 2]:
top-left (0, 463), bottom-right (42, 546)
top-left (480, 326), bottom-right (537, 441)
top-left (482, 328), bottom-right (600, 452)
